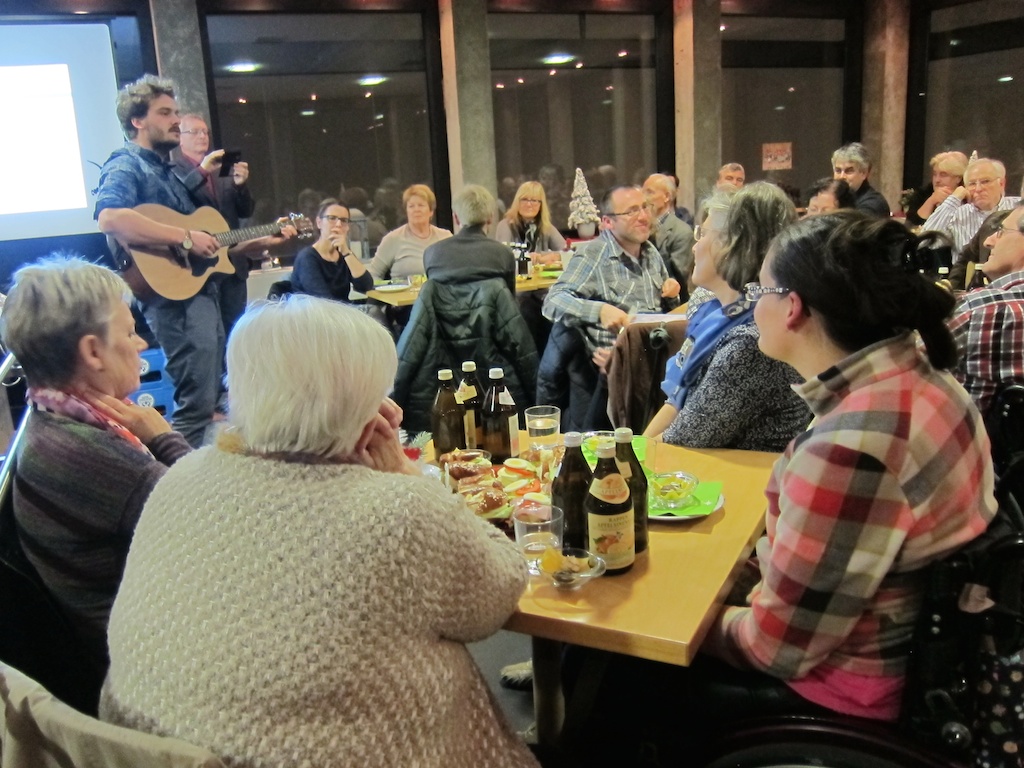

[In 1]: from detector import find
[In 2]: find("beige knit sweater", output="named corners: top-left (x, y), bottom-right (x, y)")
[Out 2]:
top-left (101, 446), bottom-right (537, 768)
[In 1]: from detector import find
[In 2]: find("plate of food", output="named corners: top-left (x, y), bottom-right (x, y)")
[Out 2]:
top-left (374, 283), bottom-right (409, 293)
top-left (648, 475), bottom-right (724, 521)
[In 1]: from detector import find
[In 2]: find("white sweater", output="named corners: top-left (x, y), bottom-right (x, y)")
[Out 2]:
top-left (102, 446), bottom-right (537, 768)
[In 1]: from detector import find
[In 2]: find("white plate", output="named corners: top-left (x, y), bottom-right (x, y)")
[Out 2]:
top-left (374, 283), bottom-right (409, 293)
top-left (422, 463), bottom-right (441, 480)
top-left (648, 494), bottom-right (724, 522)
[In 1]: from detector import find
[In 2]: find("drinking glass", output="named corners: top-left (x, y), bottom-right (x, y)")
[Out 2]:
top-left (513, 505), bottom-right (564, 576)
top-left (525, 405), bottom-right (560, 451)
top-left (409, 274), bottom-right (426, 292)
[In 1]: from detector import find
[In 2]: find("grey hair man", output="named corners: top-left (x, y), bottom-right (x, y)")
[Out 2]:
top-left (716, 163), bottom-right (746, 189)
top-left (923, 157), bottom-right (1022, 258)
top-left (643, 173), bottom-right (695, 297)
top-left (423, 184), bottom-right (515, 293)
top-left (831, 142), bottom-right (891, 217)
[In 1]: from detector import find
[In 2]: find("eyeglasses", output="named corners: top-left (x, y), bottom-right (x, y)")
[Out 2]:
top-left (966, 178), bottom-right (998, 189)
top-left (995, 224), bottom-right (1024, 239)
top-left (742, 282), bottom-right (792, 303)
top-left (180, 129), bottom-right (210, 136)
top-left (321, 215), bottom-right (351, 224)
top-left (520, 198), bottom-right (542, 205)
top-left (607, 205), bottom-right (651, 220)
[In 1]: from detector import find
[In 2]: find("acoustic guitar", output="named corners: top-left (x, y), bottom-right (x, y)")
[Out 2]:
top-left (113, 204), bottom-right (313, 302)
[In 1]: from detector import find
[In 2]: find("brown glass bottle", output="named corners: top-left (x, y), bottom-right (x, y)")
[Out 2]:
top-left (482, 367), bottom-right (520, 463)
top-left (585, 443), bottom-right (635, 575)
top-left (455, 361), bottom-right (484, 449)
top-left (431, 369), bottom-right (466, 456)
top-left (550, 431), bottom-right (593, 550)
top-left (615, 427), bottom-right (648, 554)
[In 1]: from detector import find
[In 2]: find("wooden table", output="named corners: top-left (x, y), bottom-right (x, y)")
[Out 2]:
top-left (506, 443), bottom-right (778, 746)
top-left (366, 274), bottom-right (560, 307)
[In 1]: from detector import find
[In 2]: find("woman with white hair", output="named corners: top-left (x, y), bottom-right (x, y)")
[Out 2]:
top-left (1, 256), bottom-right (191, 673)
top-left (904, 150), bottom-right (969, 226)
top-left (101, 296), bottom-right (537, 768)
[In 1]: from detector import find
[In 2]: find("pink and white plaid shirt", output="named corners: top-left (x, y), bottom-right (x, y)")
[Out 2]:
top-left (722, 334), bottom-right (996, 719)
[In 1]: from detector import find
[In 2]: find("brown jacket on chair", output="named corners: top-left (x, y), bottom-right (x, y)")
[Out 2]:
top-left (606, 319), bottom-right (689, 433)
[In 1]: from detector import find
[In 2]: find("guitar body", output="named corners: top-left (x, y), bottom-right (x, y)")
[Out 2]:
top-left (119, 205), bottom-right (236, 302)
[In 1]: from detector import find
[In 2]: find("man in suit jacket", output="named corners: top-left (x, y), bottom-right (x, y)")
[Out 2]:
top-left (171, 114), bottom-right (256, 340)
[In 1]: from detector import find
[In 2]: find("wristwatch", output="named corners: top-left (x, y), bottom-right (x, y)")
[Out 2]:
top-left (181, 230), bottom-right (194, 251)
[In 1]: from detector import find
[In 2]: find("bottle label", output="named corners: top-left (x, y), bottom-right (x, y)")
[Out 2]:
top-left (455, 382), bottom-right (476, 404)
top-left (464, 410), bottom-right (477, 448)
top-left (508, 414), bottom-right (520, 457)
top-left (588, 474), bottom-right (629, 505)
top-left (615, 458), bottom-right (632, 480)
top-left (498, 389), bottom-right (515, 406)
top-left (588, 509), bottom-right (635, 570)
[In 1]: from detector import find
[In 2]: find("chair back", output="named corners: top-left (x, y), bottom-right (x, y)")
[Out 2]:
top-left (0, 661), bottom-right (226, 768)
top-left (986, 383), bottom-right (1024, 475)
top-left (605, 319), bottom-right (688, 433)
top-left (267, 279), bottom-right (293, 300)
top-left (0, 411), bottom-right (105, 715)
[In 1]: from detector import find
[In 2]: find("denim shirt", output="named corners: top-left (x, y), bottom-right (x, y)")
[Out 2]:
top-left (93, 143), bottom-right (199, 218)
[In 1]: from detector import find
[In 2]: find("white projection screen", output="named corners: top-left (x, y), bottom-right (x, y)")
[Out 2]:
top-left (0, 24), bottom-right (125, 242)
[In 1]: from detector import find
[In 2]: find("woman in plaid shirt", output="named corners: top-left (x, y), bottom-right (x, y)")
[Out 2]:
top-left (704, 212), bottom-right (996, 720)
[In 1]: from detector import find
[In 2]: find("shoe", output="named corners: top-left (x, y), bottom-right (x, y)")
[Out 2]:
top-left (499, 659), bottom-right (533, 691)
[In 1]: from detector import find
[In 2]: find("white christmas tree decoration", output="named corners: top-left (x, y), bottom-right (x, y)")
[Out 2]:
top-left (567, 167), bottom-right (600, 229)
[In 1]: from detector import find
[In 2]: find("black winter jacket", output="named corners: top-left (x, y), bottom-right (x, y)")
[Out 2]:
top-left (393, 277), bottom-right (538, 433)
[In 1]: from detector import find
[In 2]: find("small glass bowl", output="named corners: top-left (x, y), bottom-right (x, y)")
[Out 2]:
top-left (540, 547), bottom-right (607, 590)
top-left (649, 471), bottom-right (700, 509)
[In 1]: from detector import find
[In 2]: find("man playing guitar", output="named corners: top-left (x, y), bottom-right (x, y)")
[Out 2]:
top-left (95, 74), bottom-right (294, 447)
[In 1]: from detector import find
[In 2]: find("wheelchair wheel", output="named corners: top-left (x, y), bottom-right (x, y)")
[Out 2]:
top-left (702, 717), bottom-right (963, 768)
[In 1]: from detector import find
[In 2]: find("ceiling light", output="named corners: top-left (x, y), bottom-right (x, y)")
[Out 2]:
top-left (517, 78), bottom-right (525, 84)
top-left (774, 105), bottom-right (785, 111)
top-left (495, 83), bottom-right (505, 89)
top-left (237, 98), bottom-right (247, 104)
top-left (542, 53), bottom-right (575, 65)
top-left (301, 110), bottom-right (315, 116)
top-left (998, 75), bottom-right (1013, 83)
top-left (720, 24), bottom-right (727, 31)
top-left (375, 114), bottom-right (384, 120)
top-left (364, 92), bottom-right (372, 98)
top-left (549, 69), bottom-right (557, 76)
top-left (950, 39), bottom-right (961, 46)
top-left (575, 62), bottom-right (583, 69)
top-left (73, 10), bottom-right (88, 13)
top-left (617, 50), bottom-right (628, 58)
top-left (226, 61), bottom-right (260, 73)
top-left (605, 85), bottom-right (614, 91)
top-left (310, 94), bottom-right (317, 101)
top-left (358, 75), bottom-right (387, 86)
top-left (788, 86), bottom-right (796, 92)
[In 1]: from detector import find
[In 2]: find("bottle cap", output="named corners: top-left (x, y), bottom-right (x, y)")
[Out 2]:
top-left (596, 443), bottom-right (616, 459)
top-left (462, 361), bottom-right (476, 372)
top-left (564, 431), bottom-right (583, 447)
top-left (438, 369), bottom-right (453, 381)
top-left (614, 427), bottom-right (634, 442)
top-left (488, 367), bottom-right (504, 379)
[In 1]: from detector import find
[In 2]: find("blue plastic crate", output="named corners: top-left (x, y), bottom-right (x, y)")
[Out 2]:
top-left (129, 385), bottom-right (176, 418)
top-left (138, 348), bottom-right (170, 388)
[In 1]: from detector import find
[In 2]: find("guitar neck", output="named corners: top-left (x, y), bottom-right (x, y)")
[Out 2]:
top-left (216, 221), bottom-right (282, 247)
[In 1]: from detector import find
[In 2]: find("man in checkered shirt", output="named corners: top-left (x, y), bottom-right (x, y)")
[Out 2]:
top-left (949, 202), bottom-right (1024, 415)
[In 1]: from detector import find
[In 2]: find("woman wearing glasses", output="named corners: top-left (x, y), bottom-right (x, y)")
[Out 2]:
top-left (643, 182), bottom-right (809, 451)
top-left (290, 201), bottom-right (373, 303)
top-left (697, 212), bottom-right (995, 734)
top-left (495, 181), bottom-right (567, 266)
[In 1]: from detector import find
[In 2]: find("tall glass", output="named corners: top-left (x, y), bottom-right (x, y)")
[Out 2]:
top-left (525, 405), bottom-right (560, 451)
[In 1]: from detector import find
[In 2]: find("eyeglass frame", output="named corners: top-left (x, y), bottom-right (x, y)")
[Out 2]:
top-left (994, 224), bottom-right (1024, 239)
top-left (520, 198), bottom-right (543, 205)
top-left (965, 177), bottom-right (999, 189)
top-left (606, 204), bottom-right (652, 220)
top-left (320, 215), bottom-right (351, 224)
top-left (180, 128), bottom-right (211, 136)
top-left (743, 282), bottom-right (792, 303)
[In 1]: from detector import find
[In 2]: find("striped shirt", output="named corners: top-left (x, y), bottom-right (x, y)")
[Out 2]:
top-left (720, 334), bottom-right (995, 719)
top-left (921, 194), bottom-right (1021, 256)
top-left (949, 271), bottom-right (1024, 416)
top-left (542, 229), bottom-right (671, 352)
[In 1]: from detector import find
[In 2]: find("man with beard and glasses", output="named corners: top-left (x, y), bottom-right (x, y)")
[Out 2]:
top-left (95, 75), bottom-right (292, 447)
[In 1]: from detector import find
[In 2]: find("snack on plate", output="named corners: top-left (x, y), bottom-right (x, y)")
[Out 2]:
top-left (539, 548), bottom-right (589, 576)
top-left (437, 448), bottom-right (491, 467)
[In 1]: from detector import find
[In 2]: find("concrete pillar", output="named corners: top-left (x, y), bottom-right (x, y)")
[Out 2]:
top-left (148, 0), bottom-right (209, 119)
top-left (862, 0), bottom-right (909, 213)
top-left (673, 0), bottom-right (722, 213)
top-left (438, 0), bottom-right (498, 197)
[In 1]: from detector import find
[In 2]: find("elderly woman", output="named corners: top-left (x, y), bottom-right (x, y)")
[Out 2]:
top-left (1, 256), bottom-right (191, 670)
top-left (804, 177), bottom-right (855, 217)
top-left (904, 150), bottom-right (969, 226)
top-left (494, 181), bottom-right (567, 266)
top-left (290, 200), bottom-right (374, 302)
top-left (101, 296), bottom-right (537, 768)
top-left (643, 182), bottom-right (810, 451)
top-left (368, 183), bottom-right (452, 282)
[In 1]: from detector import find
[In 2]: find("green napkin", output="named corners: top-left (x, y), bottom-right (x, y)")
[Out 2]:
top-left (540, 270), bottom-right (562, 278)
top-left (581, 435), bottom-right (648, 469)
top-left (650, 481), bottom-right (724, 517)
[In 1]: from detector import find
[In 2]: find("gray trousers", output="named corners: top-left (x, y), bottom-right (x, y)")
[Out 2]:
top-left (142, 282), bottom-right (224, 448)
